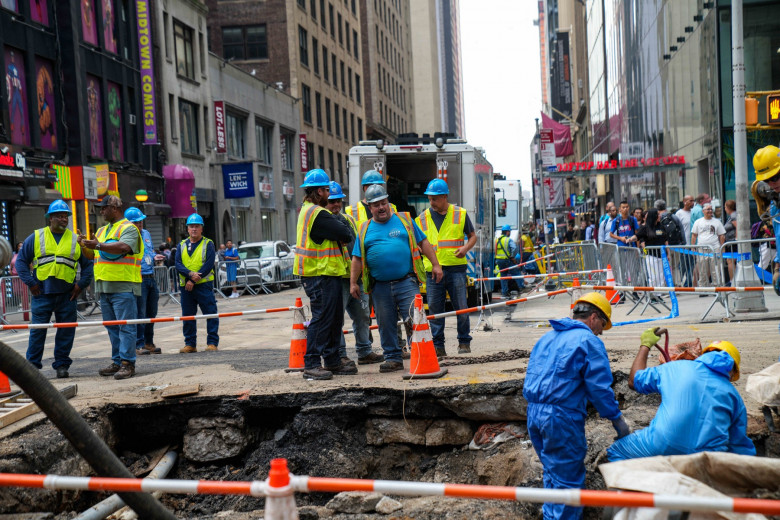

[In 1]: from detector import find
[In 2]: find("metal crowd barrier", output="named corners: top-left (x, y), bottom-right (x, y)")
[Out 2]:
top-left (550, 241), bottom-right (604, 287)
top-left (154, 265), bottom-right (178, 306)
top-left (0, 276), bottom-right (30, 326)
top-left (598, 242), bottom-right (622, 284)
top-left (718, 237), bottom-right (776, 318)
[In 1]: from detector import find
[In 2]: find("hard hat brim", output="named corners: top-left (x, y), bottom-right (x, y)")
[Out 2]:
top-left (755, 163), bottom-right (780, 181)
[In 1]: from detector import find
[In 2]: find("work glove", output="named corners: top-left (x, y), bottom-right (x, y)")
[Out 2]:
top-left (612, 416), bottom-right (631, 440)
top-left (774, 263), bottom-right (780, 297)
top-left (640, 327), bottom-right (661, 348)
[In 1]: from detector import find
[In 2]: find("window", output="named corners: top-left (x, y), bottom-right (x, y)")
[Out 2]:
top-left (281, 133), bottom-right (294, 170)
top-left (351, 0), bottom-right (356, 15)
top-left (301, 84), bottom-right (312, 124)
top-left (334, 103), bottom-right (340, 137)
top-left (353, 30), bottom-right (359, 61)
top-left (226, 112), bottom-right (246, 158)
top-left (222, 25), bottom-right (267, 60)
top-left (312, 37), bottom-right (319, 73)
top-left (357, 117), bottom-right (363, 140)
top-left (350, 113), bottom-right (355, 143)
top-left (179, 99), bottom-right (199, 154)
top-left (325, 98), bottom-right (332, 132)
top-left (297, 0), bottom-right (305, 9)
top-left (345, 22), bottom-right (350, 53)
top-left (337, 153), bottom-right (342, 179)
top-left (355, 74), bottom-right (361, 104)
top-left (320, 0), bottom-right (326, 28)
top-left (340, 61), bottom-right (345, 93)
top-left (331, 54), bottom-right (337, 89)
top-left (310, 0), bottom-right (316, 19)
top-left (174, 20), bottom-right (195, 79)
top-left (348, 67), bottom-right (352, 98)
top-left (342, 108), bottom-right (347, 141)
top-left (322, 45), bottom-right (329, 81)
top-left (298, 26), bottom-right (308, 66)
top-left (328, 149), bottom-right (334, 175)
top-left (307, 142), bottom-right (314, 169)
top-left (318, 145), bottom-right (325, 168)
top-left (329, 3), bottom-right (334, 38)
top-left (315, 92), bottom-right (322, 128)
top-left (255, 122), bottom-right (272, 164)
top-left (163, 12), bottom-right (170, 57)
top-left (337, 13), bottom-right (342, 44)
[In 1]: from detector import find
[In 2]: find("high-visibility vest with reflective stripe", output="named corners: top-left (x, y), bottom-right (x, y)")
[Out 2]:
top-left (178, 237), bottom-right (215, 286)
top-left (358, 212), bottom-right (425, 294)
top-left (32, 227), bottom-right (81, 284)
top-left (93, 219), bottom-right (142, 283)
top-left (340, 212), bottom-right (358, 279)
top-left (495, 235), bottom-right (512, 260)
top-left (521, 234), bottom-right (534, 253)
top-left (294, 202), bottom-right (349, 277)
top-left (415, 205), bottom-right (467, 271)
top-left (345, 200), bottom-right (398, 226)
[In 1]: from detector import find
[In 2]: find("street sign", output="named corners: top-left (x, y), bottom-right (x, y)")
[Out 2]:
top-left (540, 129), bottom-right (555, 167)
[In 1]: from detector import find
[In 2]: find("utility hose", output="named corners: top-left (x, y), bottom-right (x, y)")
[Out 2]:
top-left (0, 341), bottom-right (177, 519)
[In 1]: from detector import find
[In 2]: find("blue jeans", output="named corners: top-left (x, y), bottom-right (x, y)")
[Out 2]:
top-left (372, 276), bottom-right (419, 363)
top-left (427, 270), bottom-right (472, 351)
top-left (339, 279), bottom-right (372, 359)
top-left (136, 275), bottom-right (159, 348)
top-left (496, 258), bottom-right (513, 296)
top-left (26, 292), bottom-right (77, 370)
top-left (302, 276), bottom-right (343, 369)
top-left (180, 282), bottom-right (219, 347)
top-left (100, 292), bottom-right (137, 365)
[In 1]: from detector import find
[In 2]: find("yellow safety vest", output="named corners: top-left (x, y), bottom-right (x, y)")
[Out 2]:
top-left (178, 237), bottom-right (215, 286)
top-left (32, 227), bottom-right (81, 284)
top-left (521, 234), bottom-right (534, 253)
top-left (340, 212), bottom-right (358, 279)
top-left (495, 235), bottom-right (512, 260)
top-left (415, 205), bottom-right (467, 271)
top-left (357, 212), bottom-right (425, 294)
top-left (294, 202), bottom-right (349, 277)
top-left (345, 200), bottom-right (398, 226)
top-left (93, 219), bottom-right (142, 283)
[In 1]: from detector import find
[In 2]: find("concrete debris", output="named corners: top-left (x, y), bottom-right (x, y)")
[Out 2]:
top-left (182, 416), bottom-right (249, 462)
top-left (326, 491), bottom-right (383, 513)
top-left (440, 391), bottom-right (526, 421)
top-left (365, 418), bottom-right (473, 446)
top-left (425, 419), bottom-right (473, 446)
top-left (374, 496), bottom-right (403, 514)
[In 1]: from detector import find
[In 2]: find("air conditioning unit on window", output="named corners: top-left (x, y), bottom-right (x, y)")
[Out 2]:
top-left (129, 114), bottom-right (137, 125)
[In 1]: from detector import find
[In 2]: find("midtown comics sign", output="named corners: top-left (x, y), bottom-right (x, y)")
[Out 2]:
top-left (554, 155), bottom-right (686, 173)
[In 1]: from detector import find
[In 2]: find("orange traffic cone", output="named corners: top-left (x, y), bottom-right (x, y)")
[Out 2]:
top-left (0, 371), bottom-right (11, 396)
top-left (570, 277), bottom-right (581, 310)
top-left (284, 298), bottom-right (306, 372)
top-left (605, 264), bottom-right (619, 304)
top-left (403, 294), bottom-right (448, 380)
top-left (265, 458), bottom-right (298, 519)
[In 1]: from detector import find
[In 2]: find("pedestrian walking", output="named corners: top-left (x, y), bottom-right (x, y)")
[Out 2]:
top-left (344, 170), bottom-right (397, 225)
top-left (294, 169), bottom-right (354, 380)
top-left (16, 200), bottom-right (93, 378)
top-left (124, 207), bottom-right (161, 356)
top-left (176, 213), bottom-right (219, 353)
top-left (81, 195), bottom-right (142, 380)
top-left (598, 203), bottom-right (618, 244)
top-left (691, 203), bottom-right (725, 287)
top-left (415, 178), bottom-right (476, 357)
top-left (524, 292), bottom-right (629, 520)
top-left (495, 225), bottom-right (516, 298)
top-left (632, 207), bottom-right (645, 227)
top-left (224, 239), bottom-right (240, 298)
top-left (609, 201), bottom-right (638, 247)
top-left (351, 184), bottom-right (442, 373)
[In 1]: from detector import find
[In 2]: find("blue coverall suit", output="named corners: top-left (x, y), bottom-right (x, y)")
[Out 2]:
top-left (523, 318), bottom-right (622, 520)
top-left (607, 351), bottom-right (755, 461)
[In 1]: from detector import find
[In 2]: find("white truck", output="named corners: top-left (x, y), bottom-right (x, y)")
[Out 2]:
top-left (494, 178), bottom-right (523, 244)
top-left (348, 134), bottom-right (495, 305)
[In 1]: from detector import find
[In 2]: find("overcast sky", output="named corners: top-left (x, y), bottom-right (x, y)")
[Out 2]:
top-left (460, 0), bottom-right (541, 191)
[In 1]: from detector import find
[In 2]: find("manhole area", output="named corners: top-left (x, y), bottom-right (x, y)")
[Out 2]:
top-left (0, 374), bottom-right (777, 519)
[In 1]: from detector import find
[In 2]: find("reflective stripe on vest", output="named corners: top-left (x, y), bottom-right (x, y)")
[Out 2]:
top-left (32, 228), bottom-right (81, 284)
top-left (358, 212), bottom-right (425, 293)
top-left (340, 212), bottom-right (358, 278)
top-left (93, 219), bottom-right (142, 283)
top-left (293, 202), bottom-right (348, 277)
top-left (179, 237), bottom-right (215, 285)
top-left (496, 236), bottom-right (511, 259)
top-left (415, 205), bottom-right (467, 270)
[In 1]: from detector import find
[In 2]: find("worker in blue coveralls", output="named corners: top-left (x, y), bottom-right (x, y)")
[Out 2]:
top-left (607, 333), bottom-right (754, 461)
top-left (524, 291), bottom-right (629, 520)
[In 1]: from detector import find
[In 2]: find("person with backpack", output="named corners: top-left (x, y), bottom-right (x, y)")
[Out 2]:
top-left (637, 208), bottom-right (669, 287)
top-left (610, 201), bottom-right (638, 247)
top-left (655, 199), bottom-right (687, 286)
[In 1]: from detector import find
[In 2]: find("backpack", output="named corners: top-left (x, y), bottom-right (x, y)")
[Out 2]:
top-left (660, 212), bottom-right (684, 245)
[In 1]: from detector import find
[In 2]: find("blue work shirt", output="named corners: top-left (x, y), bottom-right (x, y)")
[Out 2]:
top-left (140, 228), bottom-right (155, 275)
top-left (523, 318), bottom-right (621, 421)
top-left (175, 237), bottom-right (217, 283)
top-left (690, 203), bottom-right (703, 229)
top-left (352, 214), bottom-right (426, 281)
top-left (16, 229), bottom-right (94, 294)
top-left (771, 201), bottom-right (780, 263)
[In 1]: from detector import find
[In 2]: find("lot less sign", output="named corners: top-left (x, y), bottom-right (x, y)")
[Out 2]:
top-left (214, 101), bottom-right (226, 154)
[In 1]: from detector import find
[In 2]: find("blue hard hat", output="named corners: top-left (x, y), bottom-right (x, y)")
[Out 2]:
top-left (300, 168), bottom-right (331, 188)
top-left (502, 224), bottom-right (511, 232)
top-left (328, 181), bottom-right (346, 200)
top-left (186, 213), bottom-right (204, 226)
top-left (361, 170), bottom-right (385, 185)
top-left (45, 200), bottom-right (72, 217)
top-left (98, 238), bottom-right (123, 261)
top-left (124, 207), bottom-right (146, 222)
top-left (424, 178), bottom-right (449, 196)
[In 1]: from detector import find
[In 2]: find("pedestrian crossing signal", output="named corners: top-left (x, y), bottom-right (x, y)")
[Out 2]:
top-left (768, 94), bottom-right (780, 125)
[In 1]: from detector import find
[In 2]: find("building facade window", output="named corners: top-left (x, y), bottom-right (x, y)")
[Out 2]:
top-left (312, 37), bottom-right (319, 74)
top-left (174, 20), bottom-right (195, 79)
top-left (340, 61), bottom-right (345, 93)
top-left (226, 111), bottom-right (246, 158)
top-left (299, 26), bottom-right (308, 66)
top-left (322, 45), bottom-right (329, 81)
top-left (255, 122), bottom-right (272, 164)
top-left (353, 29), bottom-right (359, 61)
top-left (334, 103), bottom-right (340, 137)
top-left (331, 54), bottom-right (337, 89)
top-left (357, 117), bottom-right (362, 140)
top-left (318, 145), bottom-right (325, 167)
top-left (325, 98), bottom-right (332, 132)
top-left (337, 13), bottom-right (343, 44)
top-left (222, 25), bottom-right (267, 60)
top-left (179, 99), bottom-right (199, 154)
top-left (301, 84), bottom-right (312, 124)
top-left (281, 133), bottom-right (294, 170)
top-left (310, 0), bottom-right (316, 19)
top-left (329, 3), bottom-right (335, 38)
top-left (320, 0), bottom-right (326, 29)
top-left (355, 74), bottom-right (361, 104)
top-left (328, 149), bottom-right (334, 175)
top-left (350, 113), bottom-right (355, 143)
top-left (315, 92), bottom-right (322, 128)
top-left (342, 108), bottom-right (347, 141)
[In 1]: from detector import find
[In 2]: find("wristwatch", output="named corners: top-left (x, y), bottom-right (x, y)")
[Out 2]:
top-left (95, 242), bottom-right (101, 251)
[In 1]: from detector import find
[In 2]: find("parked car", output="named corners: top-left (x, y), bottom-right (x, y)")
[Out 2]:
top-left (217, 240), bottom-right (298, 291)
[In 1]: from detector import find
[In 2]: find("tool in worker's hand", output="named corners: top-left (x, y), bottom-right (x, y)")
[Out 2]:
top-left (652, 327), bottom-right (670, 363)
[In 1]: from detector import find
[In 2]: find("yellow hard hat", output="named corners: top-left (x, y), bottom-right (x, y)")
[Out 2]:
top-left (574, 291), bottom-right (612, 330)
top-left (753, 145), bottom-right (780, 181)
top-left (703, 340), bottom-right (741, 381)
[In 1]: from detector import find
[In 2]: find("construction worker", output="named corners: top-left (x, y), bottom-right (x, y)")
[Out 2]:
top-left (608, 334), bottom-right (755, 461)
top-left (495, 225), bottom-right (516, 298)
top-left (294, 169), bottom-right (354, 380)
top-left (524, 292), bottom-right (629, 520)
top-left (16, 200), bottom-right (93, 378)
top-left (350, 184), bottom-right (442, 373)
top-left (326, 181), bottom-right (383, 366)
top-left (517, 222), bottom-right (539, 275)
top-left (124, 207), bottom-right (161, 356)
top-left (344, 169), bottom-right (397, 225)
top-left (176, 213), bottom-right (219, 353)
top-left (751, 145), bottom-right (780, 296)
top-left (81, 195), bottom-right (143, 380)
top-left (416, 178), bottom-right (476, 356)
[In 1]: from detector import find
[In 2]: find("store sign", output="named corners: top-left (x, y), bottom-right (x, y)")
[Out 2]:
top-left (136, 0), bottom-right (157, 144)
top-left (540, 129), bottom-right (555, 168)
top-left (222, 162), bottom-right (255, 199)
top-left (555, 155), bottom-right (686, 173)
top-left (0, 144), bottom-right (25, 179)
top-left (283, 180), bottom-right (294, 201)
top-left (299, 134), bottom-right (308, 170)
top-left (24, 166), bottom-right (57, 182)
top-left (214, 101), bottom-right (226, 153)
top-left (83, 167), bottom-right (98, 199)
top-left (92, 164), bottom-right (109, 196)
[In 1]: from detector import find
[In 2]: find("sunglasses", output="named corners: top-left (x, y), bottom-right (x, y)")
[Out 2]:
top-left (766, 171), bottom-right (780, 184)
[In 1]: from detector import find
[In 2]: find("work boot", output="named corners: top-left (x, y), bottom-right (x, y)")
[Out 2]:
top-left (206, 344), bottom-right (219, 351)
top-left (114, 361), bottom-right (135, 380)
top-left (340, 357), bottom-right (357, 367)
top-left (435, 348), bottom-right (447, 360)
top-left (325, 360), bottom-right (358, 375)
top-left (379, 360), bottom-right (404, 373)
top-left (179, 345), bottom-right (197, 353)
top-left (144, 343), bottom-right (161, 354)
top-left (358, 352), bottom-right (385, 365)
top-left (55, 366), bottom-right (69, 379)
top-left (98, 363), bottom-right (120, 376)
top-left (458, 343), bottom-right (471, 354)
top-left (401, 347), bottom-right (411, 360)
top-left (302, 367), bottom-right (333, 380)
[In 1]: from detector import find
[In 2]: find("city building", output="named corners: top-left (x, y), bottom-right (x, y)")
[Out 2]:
top-left (409, 0), bottom-right (465, 138)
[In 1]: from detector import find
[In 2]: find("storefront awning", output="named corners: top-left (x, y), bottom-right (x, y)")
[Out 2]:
top-left (163, 164), bottom-right (195, 218)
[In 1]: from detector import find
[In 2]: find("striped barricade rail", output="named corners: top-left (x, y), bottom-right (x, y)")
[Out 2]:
top-left (475, 269), bottom-right (607, 282)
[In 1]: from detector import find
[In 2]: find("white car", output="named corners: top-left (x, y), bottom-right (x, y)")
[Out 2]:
top-left (217, 240), bottom-right (298, 291)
